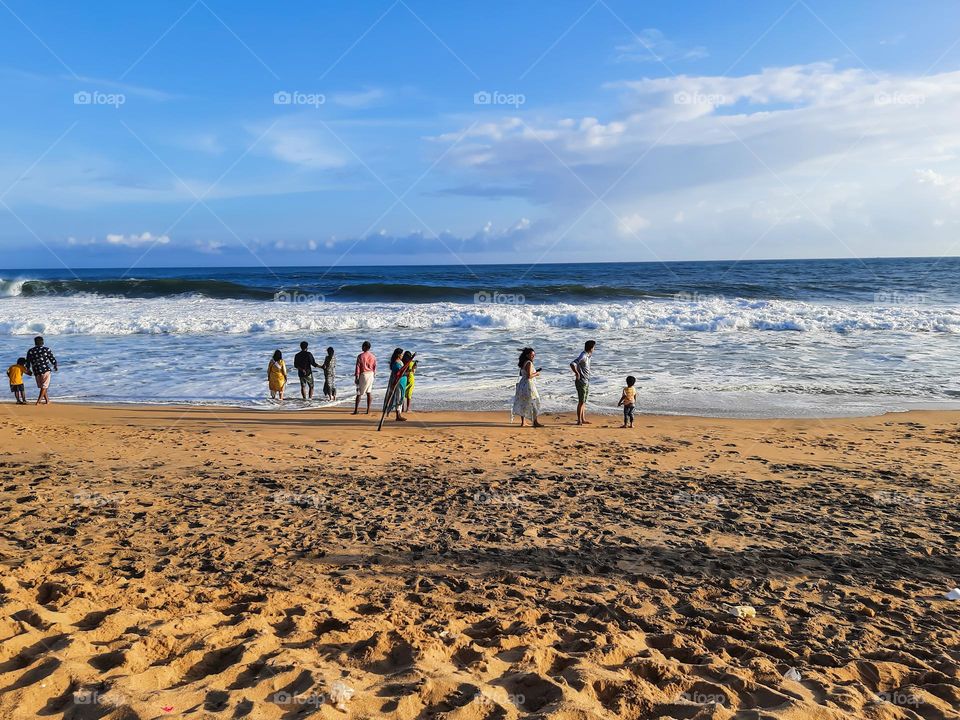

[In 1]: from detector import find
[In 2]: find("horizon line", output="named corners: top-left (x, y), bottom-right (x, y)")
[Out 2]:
top-left (1, 253), bottom-right (957, 273)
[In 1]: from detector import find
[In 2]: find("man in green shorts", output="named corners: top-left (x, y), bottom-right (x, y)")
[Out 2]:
top-left (570, 339), bottom-right (595, 426)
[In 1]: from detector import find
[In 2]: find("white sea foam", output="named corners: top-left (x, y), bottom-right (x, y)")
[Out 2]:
top-left (0, 295), bottom-right (958, 336)
top-left (0, 279), bottom-right (27, 297)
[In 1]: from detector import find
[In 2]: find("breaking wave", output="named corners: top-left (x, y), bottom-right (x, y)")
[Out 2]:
top-left (0, 295), bottom-right (956, 336)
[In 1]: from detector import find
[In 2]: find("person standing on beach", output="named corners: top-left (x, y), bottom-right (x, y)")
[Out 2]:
top-left (293, 341), bottom-right (321, 400)
top-left (7, 357), bottom-right (30, 405)
top-left (321, 346), bottom-right (336, 401)
top-left (25, 336), bottom-right (57, 406)
top-left (403, 352), bottom-right (417, 413)
top-left (570, 339), bottom-right (595, 426)
top-left (618, 375), bottom-right (637, 428)
top-left (267, 350), bottom-right (287, 402)
top-left (385, 348), bottom-right (410, 422)
top-left (353, 341), bottom-right (377, 414)
top-left (512, 347), bottom-right (543, 427)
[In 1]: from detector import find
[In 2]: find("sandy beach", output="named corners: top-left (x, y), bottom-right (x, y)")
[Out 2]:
top-left (0, 404), bottom-right (958, 719)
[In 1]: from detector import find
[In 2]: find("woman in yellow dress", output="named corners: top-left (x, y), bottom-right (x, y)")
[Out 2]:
top-left (403, 352), bottom-right (417, 413)
top-left (267, 349), bottom-right (287, 402)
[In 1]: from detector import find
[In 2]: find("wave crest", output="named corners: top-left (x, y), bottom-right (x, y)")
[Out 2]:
top-left (0, 296), bottom-right (957, 335)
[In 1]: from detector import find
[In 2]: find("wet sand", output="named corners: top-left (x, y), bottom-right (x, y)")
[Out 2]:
top-left (0, 404), bottom-right (958, 719)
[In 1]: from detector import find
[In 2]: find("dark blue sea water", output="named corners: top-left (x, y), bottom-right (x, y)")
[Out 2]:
top-left (3, 257), bottom-right (960, 304)
top-left (1, 258), bottom-right (958, 416)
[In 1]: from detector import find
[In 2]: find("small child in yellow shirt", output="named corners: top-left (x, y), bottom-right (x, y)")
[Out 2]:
top-left (618, 375), bottom-right (637, 428)
top-left (7, 357), bottom-right (30, 405)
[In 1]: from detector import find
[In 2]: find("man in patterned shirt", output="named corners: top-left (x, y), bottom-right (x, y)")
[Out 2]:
top-left (25, 336), bottom-right (58, 405)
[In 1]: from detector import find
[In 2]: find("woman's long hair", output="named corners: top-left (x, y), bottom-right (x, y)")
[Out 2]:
top-left (518, 347), bottom-right (534, 369)
top-left (390, 347), bottom-right (404, 364)
top-left (272, 349), bottom-right (283, 362)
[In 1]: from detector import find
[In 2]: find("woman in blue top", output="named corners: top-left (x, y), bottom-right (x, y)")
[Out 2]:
top-left (386, 347), bottom-right (408, 421)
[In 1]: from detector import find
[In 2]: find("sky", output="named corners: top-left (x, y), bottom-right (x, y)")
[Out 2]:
top-left (2, 0), bottom-right (960, 269)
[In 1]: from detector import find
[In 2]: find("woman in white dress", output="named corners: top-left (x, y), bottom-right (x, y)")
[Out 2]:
top-left (512, 347), bottom-right (544, 427)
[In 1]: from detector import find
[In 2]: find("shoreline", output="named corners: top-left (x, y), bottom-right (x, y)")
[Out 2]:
top-left (2, 398), bottom-right (960, 423)
top-left (2, 401), bottom-right (959, 718)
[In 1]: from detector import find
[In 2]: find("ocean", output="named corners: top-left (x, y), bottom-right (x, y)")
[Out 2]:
top-left (1, 258), bottom-right (959, 417)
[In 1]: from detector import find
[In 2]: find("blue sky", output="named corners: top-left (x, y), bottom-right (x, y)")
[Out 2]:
top-left (2, 0), bottom-right (960, 268)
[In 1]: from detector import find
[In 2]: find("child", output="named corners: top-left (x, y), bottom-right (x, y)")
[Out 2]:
top-left (267, 349), bottom-right (287, 402)
top-left (321, 346), bottom-right (336, 401)
top-left (403, 352), bottom-right (417, 413)
top-left (7, 357), bottom-right (30, 405)
top-left (618, 375), bottom-right (637, 428)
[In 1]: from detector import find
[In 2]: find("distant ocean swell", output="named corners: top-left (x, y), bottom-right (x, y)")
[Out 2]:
top-left (0, 296), bottom-right (957, 336)
top-left (0, 278), bottom-right (277, 300)
top-left (0, 277), bottom-right (699, 302)
top-left (0, 277), bottom-right (888, 303)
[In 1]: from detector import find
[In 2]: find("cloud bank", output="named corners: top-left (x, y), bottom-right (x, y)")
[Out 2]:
top-left (433, 62), bottom-right (960, 260)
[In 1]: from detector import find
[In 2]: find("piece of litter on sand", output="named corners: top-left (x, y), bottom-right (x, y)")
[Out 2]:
top-left (329, 681), bottom-right (355, 712)
top-left (783, 668), bottom-right (802, 682)
top-left (946, 587), bottom-right (960, 600)
top-left (729, 605), bottom-right (757, 619)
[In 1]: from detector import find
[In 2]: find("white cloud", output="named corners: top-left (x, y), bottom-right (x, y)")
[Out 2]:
top-left (67, 232), bottom-right (170, 248)
top-left (0, 149), bottom-right (350, 208)
top-left (322, 218), bottom-right (546, 255)
top-left (194, 239), bottom-right (226, 254)
top-left (618, 213), bottom-right (650, 235)
top-left (71, 74), bottom-right (178, 102)
top-left (106, 232), bottom-right (169, 247)
top-left (256, 119), bottom-right (346, 169)
top-left (614, 29), bottom-right (707, 64)
top-left (0, 68), bottom-right (178, 101)
top-left (433, 63), bottom-right (960, 259)
top-left (917, 168), bottom-right (959, 190)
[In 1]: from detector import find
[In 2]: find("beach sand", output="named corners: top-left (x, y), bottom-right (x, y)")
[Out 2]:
top-left (0, 404), bottom-right (958, 719)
